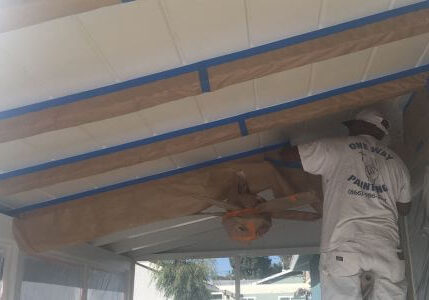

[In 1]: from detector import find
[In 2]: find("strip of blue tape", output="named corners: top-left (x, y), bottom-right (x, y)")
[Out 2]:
top-left (238, 119), bottom-right (249, 136)
top-left (6, 142), bottom-right (287, 216)
top-left (0, 1), bottom-right (427, 120)
top-left (1, 64), bottom-right (428, 181)
top-left (198, 68), bottom-right (211, 92)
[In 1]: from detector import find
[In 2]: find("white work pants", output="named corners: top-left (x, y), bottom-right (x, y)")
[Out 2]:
top-left (320, 239), bottom-right (407, 300)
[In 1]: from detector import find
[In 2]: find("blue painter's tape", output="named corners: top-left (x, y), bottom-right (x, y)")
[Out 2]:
top-left (1, 64), bottom-right (428, 181)
top-left (198, 68), bottom-right (211, 92)
top-left (7, 142), bottom-right (287, 216)
top-left (238, 119), bottom-right (248, 136)
top-left (0, 1), bottom-right (427, 120)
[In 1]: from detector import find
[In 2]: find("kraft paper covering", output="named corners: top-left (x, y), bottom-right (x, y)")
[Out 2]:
top-left (13, 157), bottom-right (322, 253)
top-left (208, 9), bottom-right (429, 90)
top-left (2, 8), bottom-right (429, 143)
top-left (0, 123), bottom-right (240, 197)
top-left (0, 72), bottom-right (201, 143)
top-left (2, 73), bottom-right (427, 197)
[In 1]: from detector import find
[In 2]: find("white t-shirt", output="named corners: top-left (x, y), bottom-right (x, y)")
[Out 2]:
top-left (298, 135), bottom-right (410, 252)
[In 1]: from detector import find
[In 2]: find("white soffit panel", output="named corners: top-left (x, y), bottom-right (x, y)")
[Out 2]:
top-left (420, 44), bottom-right (429, 65)
top-left (78, 0), bottom-right (182, 81)
top-left (320, 0), bottom-right (391, 27)
top-left (214, 134), bottom-right (260, 157)
top-left (365, 33), bottom-right (429, 80)
top-left (259, 129), bottom-right (287, 147)
top-left (392, 0), bottom-right (424, 9)
top-left (41, 177), bottom-right (97, 199)
top-left (311, 49), bottom-right (372, 94)
top-left (24, 127), bottom-right (99, 160)
top-left (0, 140), bottom-right (47, 172)
top-left (81, 112), bottom-right (153, 147)
top-left (255, 65), bottom-right (311, 108)
top-left (0, 16), bottom-right (115, 110)
top-left (163, 0), bottom-right (249, 63)
top-left (0, 48), bottom-right (41, 112)
top-left (196, 81), bottom-right (256, 122)
top-left (140, 96), bottom-right (203, 134)
top-left (84, 157), bottom-right (176, 189)
top-left (171, 146), bottom-right (218, 167)
top-left (246, 0), bottom-right (322, 46)
top-left (1, 189), bottom-right (53, 209)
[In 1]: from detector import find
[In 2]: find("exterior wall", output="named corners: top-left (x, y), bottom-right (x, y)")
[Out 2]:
top-left (133, 264), bottom-right (170, 300)
top-left (238, 292), bottom-right (296, 300)
top-left (217, 282), bottom-right (310, 300)
top-left (407, 168), bottom-right (429, 300)
top-left (0, 214), bottom-right (21, 300)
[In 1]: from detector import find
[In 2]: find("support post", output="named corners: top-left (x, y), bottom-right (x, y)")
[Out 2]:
top-left (234, 256), bottom-right (241, 300)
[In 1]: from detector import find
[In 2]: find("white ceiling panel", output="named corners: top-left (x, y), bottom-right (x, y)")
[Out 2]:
top-left (420, 44), bottom-right (429, 65)
top-left (24, 127), bottom-right (99, 160)
top-left (0, 16), bottom-right (115, 110)
top-left (86, 157), bottom-right (176, 188)
top-left (81, 166), bottom-right (143, 188)
top-left (320, 0), bottom-right (391, 28)
top-left (365, 33), bottom-right (429, 80)
top-left (311, 49), bottom-right (372, 94)
top-left (246, 0), bottom-right (322, 47)
top-left (78, 0), bottom-right (182, 81)
top-left (196, 81), bottom-right (256, 121)
top-left (163, 0), bottom-right (248, 63)
top-left (392, 0), bottom-right (424, 8)
top-left (81, 112), bottom-right (153, 147)
top-left (214, 134), bottom-right (260, 157)
top-left (0, 48), bottom-right (43, 112)
top-left (0, 140), bottom-right (47, 172)
top-left (171, 146), bottom-right (218, 167)
top-left (140, 96), bottom-right (203, 134)
top-left (1, 189), bottom-right (53, 209)
top-left (255, 65), bottom-right (311, 108)
top-left (41, 177), bottom-right (98, 198)
top-left (259, 129), bottom-right (287, 147)
top-left (127, 157), bottom-right (177, 178)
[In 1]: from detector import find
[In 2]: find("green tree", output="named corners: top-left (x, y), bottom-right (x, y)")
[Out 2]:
top-left (280, 255), bottom-right (294, 269)
top-left (151, 259), bottom-right (213, 300)
top-left (229, 256), bottom-right (281, 279)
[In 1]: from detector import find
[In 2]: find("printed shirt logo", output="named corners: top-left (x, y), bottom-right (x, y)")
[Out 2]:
top-left (360, 150), bottom-right (379, 185)
top-left (346, 141), bottom-right (393, 202)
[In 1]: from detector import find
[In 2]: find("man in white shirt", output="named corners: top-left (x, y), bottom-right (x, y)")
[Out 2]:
top-left (275, 110), bottom-right (411, 299)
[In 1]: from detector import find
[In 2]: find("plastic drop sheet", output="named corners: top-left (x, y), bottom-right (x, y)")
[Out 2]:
top-left (19, 255), bottom-right (128, 300)
top-left (407, 167), bottom-right (429, 300)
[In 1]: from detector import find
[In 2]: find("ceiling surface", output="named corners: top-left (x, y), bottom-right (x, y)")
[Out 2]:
top-left (0, 0), bottom-right (427, 258)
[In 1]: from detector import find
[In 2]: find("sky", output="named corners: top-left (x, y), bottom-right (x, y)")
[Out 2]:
top-left (214, 256), bottom-right (281, 276)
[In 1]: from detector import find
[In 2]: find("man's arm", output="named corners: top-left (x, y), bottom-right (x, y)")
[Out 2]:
top-left (396, 202), bottom-right (411, 216)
